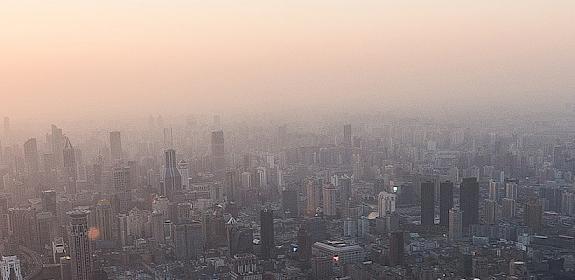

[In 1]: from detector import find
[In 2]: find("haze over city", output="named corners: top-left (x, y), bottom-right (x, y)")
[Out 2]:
top-left (1, 1), bottom-right (575, 280)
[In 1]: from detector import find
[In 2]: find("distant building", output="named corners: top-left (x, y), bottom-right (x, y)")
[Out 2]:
top-left (420, 181), bottom-right (435, 226)
top-left (67, 210), bottom-right (92, 280)
top-left (378, 191), bottom-right (396, 218)
top-left (260, 209), bottom-right (274, 259)
top-left (460, 177), bottom-right (479, 228)
top-left (312, 240), bottom-right (365, 265)
top-left (389, 232), bottom-right (404, 266)
top-left (322, 184), bottom-right (337, 217)
top-left (109, 131), bottom-right (122, 162)
top-left (211, 131), bottom-right (226, 173)
top-left (161, 149), bottom-right (182, 201)
top-left (0, 256), bottom-right (23, 280)
top-left (449, 208), bottom-right (463, 241)
top-left (62, 137), bottom-right (77, 194)
top-left (439, 181), bottom-right (453, 226)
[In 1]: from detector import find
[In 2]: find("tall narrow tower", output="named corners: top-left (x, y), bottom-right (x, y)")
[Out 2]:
top-left (162, 149), bottom-right (181, 200)
top-left (109, 131), bottom-right (122, 163)
top-left (67, 210), bottom-right (92, 280)
top-left (211, 131), bottom-right (225, 174)
top-left (62, 137), bottom-right (77, 194)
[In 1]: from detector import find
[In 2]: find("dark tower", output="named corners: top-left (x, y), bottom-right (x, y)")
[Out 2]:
top-left (460, 177), bottom-right (479, 228)
top-left (260, 209), bottom-right (274, 259)
top-left (439, 181), bottom-right (454, 226)
top-left (109, 131), bottom-right (122, 162)
top-left (389, 231), bottom-right (404, 266)
top-left (211, 131), bottom-right (225, 174)
top-left (420, 181), bottom-right (435, 226)
top-left (62, 137), bottom-right (77, 194)
top-left (162, 149), bottom-right (182, 201)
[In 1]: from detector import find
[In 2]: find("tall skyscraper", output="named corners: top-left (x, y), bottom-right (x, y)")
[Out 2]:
top-left (282, 189), bottom-right (298, 217)
top-left (488, 180), bottom-right (498, 201)
top-left (173, 221), bottom-right (204, 260)
top-left (389, 231), bottom-right (404, 266)
top-left (161, 149), bottom-right (182, 201)
top-left (211, 130), bottom-right (225, 173)
top-left (109, 131), bottom-right (122, 162)
top-left (502, 198), bottom-right (516, 219)
top-left (484, 199), bottom-right (498, 225)
top-left (260, 209), bottom-right (274, 259)
top-left (23, 138), bottom-right (39, 175)
top-left (322, 184), bottom-right (337, 217)
top-left (448, 208), bottom-right (463, 241)
top-left (62, 137), bottom-right (77, 194)
top-left (67, 210), bottom-right (92, 280)
top-left (94, 200), bottom-right (113, 241)
top-left (306, 179), bottom-right (323, 215)
top-left (225, 170), bottom-right (239, 202)
top-left (420, 181), bottom-right (435, 226)
top-left (41, 190), bottom-right (57, 217)
top-left (460, 177), bottom-right (479, 228)
top-left (439, 181), bottom-right (454, 226)
top-left (112, 166), bottom-right (130, 191)
top-left (51, 125), bottom-right (64, 168)
top-left (343, 124), bottom-right (352, 147)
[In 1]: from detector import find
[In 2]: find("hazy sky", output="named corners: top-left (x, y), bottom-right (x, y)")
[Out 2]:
top-left (1, 1), bottom-right (574, 119)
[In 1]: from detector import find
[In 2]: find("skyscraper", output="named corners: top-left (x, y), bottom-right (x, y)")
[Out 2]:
top-left (112, 166), bottom-right (130, 191)
top-left (173, 221), bottom-right (204, 260)
top-left (378, 191), bottom-right (396, 218)
top-left (460, 177), bottom-right (479, 228)
top-left (484, 199), bottom-right (498, 225)
top-left (502, 198), bottom-right (516, 219)
top-left (343, 124), bottom-right (352, 147)
top-left (306, 179), bottom-right (323, 215)
top-left (225, 170), bottom-right (239, 202)
top-left (161, 149), bottom-right (182, 201)
top-left (448, 208), bottom-right (462, 241)
top-left (94, 200), bottom-right (113, 241)
top-left (67, 210), bottom-right (92, 280)
top-left (41, 190), bottom-right (57, 217)
top-left (62, 137), bottom-right (77, 194)
top-left (439, 181), bottom-right (454, 226)
top-left (23, 138), bottom-right (39, 175)
top-left (525, 200), bottom-right (543, 233)
top-left (211, 130), bottom-right (225, 173)
top-left (109, 131), bottom-right (122, 162)
top-left (260, 209), bottom-right (274, 259)
top-left (51, 125), bottom-right (64, 168)
top-left (420, 181), bottom-right (435, 226)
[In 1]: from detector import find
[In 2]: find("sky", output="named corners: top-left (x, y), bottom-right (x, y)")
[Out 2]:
top-left (1, 0), bottom-right (574, 119)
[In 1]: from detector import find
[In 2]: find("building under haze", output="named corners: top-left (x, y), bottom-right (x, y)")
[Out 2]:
top-left (62, 137), bottom-right (77, 194)
top-left (67, 210), bottom-right (92, 280)
top-left (161, 149), bottom-right (182, 201)
top-left (109, 131), bottom-right (122, 163)
top-left (211, 130), bottom-right (226, 174)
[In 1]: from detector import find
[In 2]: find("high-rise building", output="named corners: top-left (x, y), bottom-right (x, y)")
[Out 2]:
top-left (228, 226), bottom-right (254, 256)
top-left (62, 137), bottom-right (77, 194)
top-left (109, 131), bottom-right (122, 162)
top-left (94, 200), bottom-right (113, 241)
top-left (211, 131), bottom-right (225, 173)
top-left (389, 231), bottom-right (404, 266)
top-left (421, 181), bottom-right (435, 226)
top-left (112, 166), bottom-right (130, 191)
top-left (484, 199), bottom-right (498, 225)
top-left (322, 184), bottom-right (337, 217)
top-left (460, 177), bottom-right (479, 228)
top-left (448, 208), bottom-right (463, 241)
top-left (8, 208), bottom-right (39, 249)
top-left (230, 253), bottom-right (262, 280)
top-left (378, 191), bottom-right (396, 218)
top-left (260, 209), bottom-right (274, 259)
top-left (505, 181), bottom-right (518, 200)
top-left (0, 256), bottom-right (23, 280)
top-left (282, 189), bottom-right (298, 217)
top-left (67, 210), bottom-right (92, 280)
top-left (525, 200), bottom-right (543, 233)
top-left (173, 221), bottom-right (204, 260)
top-left (502, 198), bottom-right (516, 219)
top-left (343, 124), bottom-right (352, 147)
top-left (23, 138), bottom-right (39, 175)
top-left (41, 190), bottom-right (57, 217)
top-left (225, 170), bottom-right (240, 202)
top-left (177, 160), bottom-right (190, 188)
top-left (306, 179), bottom-right (323, 215)
top-left (439, 181), bottom-right (454, 226)
top-left (339, 176), bottom-right (352, 203)
top-left (161, 149), bottom-right (182, 201)
top-left (51, 125), bottom-right (64, 168)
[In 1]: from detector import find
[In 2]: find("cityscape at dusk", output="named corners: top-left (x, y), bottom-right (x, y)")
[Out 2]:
top-left (1, 1), bottom-right (575, 280)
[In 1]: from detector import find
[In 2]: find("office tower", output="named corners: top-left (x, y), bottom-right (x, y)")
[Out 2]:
top-left (448, 209), bottom-right (463, 241)
top-left (502, 198), bottom-right (516, 219)
top-left (59, 256), bottom-right (72, 280)
top-left (488, 180), bottom-right (498, 201)
top-left (460, 177), bottom-right (479, 228)
top-left (161, 149), bottom-right (182, 201)
top-left (439, 181), bottom-right (454, 226)
top-left (256, 167), bottom-right (267, 188)
top-left (310, 257), bottom-right (332, 280)
top-left (41, 190), bottom-right (57, 217)
top-left (51, 125), bottom-right (64, 168)
top-left (109, 131), bottom-right (122, 162)
top-left (211, 130), bottom-right (225, 173)
top-left (306, 179), bottom-right (323, 215)
top-left (322, 184), bottom-right (337, 217)
top-left (62, 137), bottom-right (77, 194)
top-left (343, 124), bottom-right (352, 147)
top-left (378, 191), bottom-right (397, 217)
top-left (228, 226), bottom-right (254, 256)
top-left (505, 182), bottom-right (518, 200)
top-left (0, 256), bottom-right (23, 280)
top-left (525, 201), bottom-right (543, 233)
top-left (225, 170), bottom-right (239, 202)
top-left (112, 166), bottom-right (130, 191)
top-left (282, 189), bottom-right (298, 217)
top-left (389, 231), bottom-right (404, 266)
top-left (260, 209), bottom-right (274, 259)
top-left (67, 210), bottom-right (92, 280)
top-left (484, 199), bottom-right (497, 225)
top-left (173, 221), bottom-right (204, 260)
top-left (52, 238), bottom-right (66, 264)
top-left (94, 200), bottom-right (113, 241)
top-left (420, 181), bottom-right (435, 226)
top-left (23, 138), bottom-right (39, 175)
